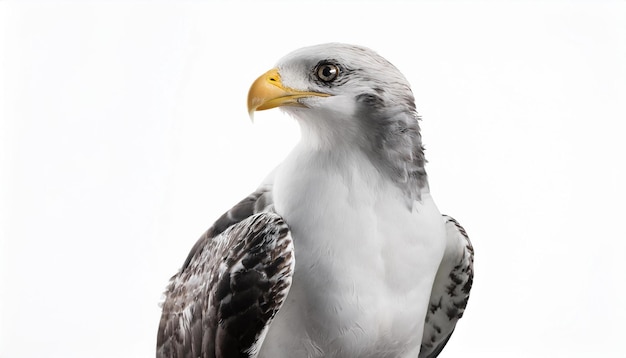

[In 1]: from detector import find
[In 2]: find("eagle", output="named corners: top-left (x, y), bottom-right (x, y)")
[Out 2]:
top-left (156, 43), bottom-right (474, 358)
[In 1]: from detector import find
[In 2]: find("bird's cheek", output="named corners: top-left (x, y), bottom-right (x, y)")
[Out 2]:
top-left (325, 95), bottom-right (359, 116)
top-left (299, 95), bottom-right (327, 108)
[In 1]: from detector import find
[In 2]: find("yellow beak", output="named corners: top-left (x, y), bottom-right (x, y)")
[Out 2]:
top-left (247, 68), bottom-right (330, 119)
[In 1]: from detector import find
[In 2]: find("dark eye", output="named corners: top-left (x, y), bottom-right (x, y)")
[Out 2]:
top-left (316, 63), bottom-right (339, 82)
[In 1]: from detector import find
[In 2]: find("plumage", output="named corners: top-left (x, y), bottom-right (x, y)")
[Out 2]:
top-left (419, 216), bottom-right (474, 358)
top-left (157, 212), bottom-right (294, 358)
top-left (157, 43), bottom-right (474, 358)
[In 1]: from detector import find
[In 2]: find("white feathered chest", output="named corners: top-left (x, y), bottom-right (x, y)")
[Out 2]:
top-left (259, 144), bottom-right (447, 358)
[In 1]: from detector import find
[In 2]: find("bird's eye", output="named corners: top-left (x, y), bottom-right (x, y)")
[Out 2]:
top-left (316, 63), bottom-right (339, 82)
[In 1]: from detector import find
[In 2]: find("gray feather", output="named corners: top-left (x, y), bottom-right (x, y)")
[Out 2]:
top-left (419, 215), bottom-right (474, 358)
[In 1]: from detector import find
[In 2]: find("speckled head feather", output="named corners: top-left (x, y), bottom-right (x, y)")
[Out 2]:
top-left (275, 43), bottom-right (427, 201)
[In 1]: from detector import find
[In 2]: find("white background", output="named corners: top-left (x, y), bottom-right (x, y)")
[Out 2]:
top-left (2, 1), bottom-right (625, 357)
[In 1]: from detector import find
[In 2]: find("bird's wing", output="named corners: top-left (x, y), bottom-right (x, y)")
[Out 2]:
top-left (157, 188), bottom-right (294, 358)
top-left (180, 186), bottom-right (274, 272)
top-left (419, 215), bottom-right (474, 358)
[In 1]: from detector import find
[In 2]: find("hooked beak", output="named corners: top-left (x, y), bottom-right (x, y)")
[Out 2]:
top-left (247, 68), bottom-right (330, 120)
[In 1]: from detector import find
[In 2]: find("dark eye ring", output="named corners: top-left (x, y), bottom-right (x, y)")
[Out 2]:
top-left (316, 63), bottom-right (339, 82)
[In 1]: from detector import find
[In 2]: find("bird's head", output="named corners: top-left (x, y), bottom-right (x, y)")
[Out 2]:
top-left (248, 43), bottom-right (428, 199)
top-left (248, 44), bottom-right (418, 143)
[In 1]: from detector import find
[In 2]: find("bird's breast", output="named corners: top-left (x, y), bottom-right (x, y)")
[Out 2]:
top-left (262, 148), bottom-right (446, 357)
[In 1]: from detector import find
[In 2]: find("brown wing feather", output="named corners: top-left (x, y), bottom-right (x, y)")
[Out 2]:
top-left (157, 188), bottom-right (293, 358)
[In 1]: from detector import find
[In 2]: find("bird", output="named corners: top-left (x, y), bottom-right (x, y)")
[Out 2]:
top-left (156, 43), bottom-right (474, 358)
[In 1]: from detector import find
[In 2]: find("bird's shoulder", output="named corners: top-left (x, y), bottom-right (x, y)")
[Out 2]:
top-left (180, 184), bottom-right (275, 271)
